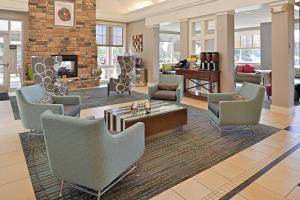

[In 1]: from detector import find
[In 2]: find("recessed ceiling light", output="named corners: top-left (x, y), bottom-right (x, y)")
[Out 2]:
top-left (245, 11), bottom-right (252, 14)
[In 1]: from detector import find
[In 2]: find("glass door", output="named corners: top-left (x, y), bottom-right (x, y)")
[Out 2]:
top-left (0, 34), bottom-right (9, 92)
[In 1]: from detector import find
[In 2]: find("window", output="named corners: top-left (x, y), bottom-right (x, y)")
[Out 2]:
top-left (0, 20), bottom-right (8, 31)
top-left (96, 24), bottom-right (123, 47)
top-left (189, 17), bottom-right (216, 55)
top-left (205, 20), bottom-right (215, 34)
top-left (192, 40), bottom-right (201, 55)
top-left (96, 25), bottom-right (107, 46)
top-left (112, 26), bottom-right (123, 46)
top-left (159, 33), bottom-right (180, 66)
top-left (235, 31), bottom-right (261, 64)
top-left (205, 39), bottom-right (215, 52)
top-left (10, 21), bottom-right (22, 32)
top-left (96, 24), bottom-right (125, 66)
top-left (192, 22), bottom-right (201, 36)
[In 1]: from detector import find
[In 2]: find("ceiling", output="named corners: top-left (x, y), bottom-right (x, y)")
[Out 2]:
top-left (160, 22), bottom-right (180, 32)
top-left (234, 4), bottom-right (271, 29)
top-left (97, 0), bottom-right (167, 13)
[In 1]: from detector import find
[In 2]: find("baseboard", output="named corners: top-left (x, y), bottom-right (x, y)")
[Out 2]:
top-left (270, 105), bottom-right (295, 115)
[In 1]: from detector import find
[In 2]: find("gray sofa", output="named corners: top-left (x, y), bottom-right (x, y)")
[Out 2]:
top-left (16, 84), bottom-right (81, 132)
top-left (40, 110), bottom-right (145, 199)
top-left (234, 66), bottom-right (261, 85)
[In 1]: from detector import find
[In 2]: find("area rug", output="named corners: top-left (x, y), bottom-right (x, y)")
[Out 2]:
top-left (19, 105), bottom-right (280, 200)
top-left (10, 87), bottom-right (147, 120)
top-left (0, 93), bottom-right (10, 101)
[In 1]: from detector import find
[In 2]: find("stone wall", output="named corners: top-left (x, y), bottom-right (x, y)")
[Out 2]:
top-left (26, 0), bottom-right (97, 79)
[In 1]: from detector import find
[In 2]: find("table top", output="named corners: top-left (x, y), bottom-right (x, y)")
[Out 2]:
top-left (105, 100), bottom-right (187, 122)
top-left (256, 69), bottom-right (272, 73)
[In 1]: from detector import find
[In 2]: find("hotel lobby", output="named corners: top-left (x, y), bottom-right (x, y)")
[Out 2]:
top-left (0, 0), bottom-right (300, 200)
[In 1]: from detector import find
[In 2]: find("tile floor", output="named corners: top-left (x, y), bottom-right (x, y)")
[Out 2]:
top-left (0, 86), bottom-right (299, 200)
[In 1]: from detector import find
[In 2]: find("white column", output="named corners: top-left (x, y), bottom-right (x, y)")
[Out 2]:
top-left (180, 19), bottom-right (189, 59)
top-left (216, 11), bottom-right (235, 93)
top-left (270, 1), bottom-right (295, 114)
top-left (145, 24), bottom-right (160, 84)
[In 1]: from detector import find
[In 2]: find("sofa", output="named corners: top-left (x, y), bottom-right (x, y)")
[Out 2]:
top-left (234, 64), bottom-right (261, 85)
top-left (16, 84), bottom-right (81, 132)
top-left (208, 82), bottom-right (265, 133)
top-left (41, 110), bottom-right (145, 199)
top-left (148, 74), bottom-right (184, 104)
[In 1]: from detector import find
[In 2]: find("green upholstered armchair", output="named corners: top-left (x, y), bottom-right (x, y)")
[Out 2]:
top-left (40, 110), bottom-right (145, 200)
top-left (16, 85), bottom-right (81, 133)
top-left (208, 82), bottom-right (265, 132)
top-left (148, 74), bottom-right (184, 104)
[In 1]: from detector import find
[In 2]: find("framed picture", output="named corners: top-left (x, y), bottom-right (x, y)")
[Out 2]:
top-left (54, 0), bottom-right (75, 27)
top-left (132, 34), bottom-right (143, 52)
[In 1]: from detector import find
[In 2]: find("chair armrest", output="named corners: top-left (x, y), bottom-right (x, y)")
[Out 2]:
top-left (83, 116), bottom-right (95, 120)
top-left (218, 100), bottom-right (261, 125)
top-left (111, 122), bottom-right (145, 142)
top-left (176, 87), bottom-right (182, 104)
top-left (208, 93), bottom-right (236, 102)
top-left (34, 103), bottom-right (64, 114)
top-left (53, 95), bottom-right (81, 105)
top-left (148, 84), bottom-right (158, 96)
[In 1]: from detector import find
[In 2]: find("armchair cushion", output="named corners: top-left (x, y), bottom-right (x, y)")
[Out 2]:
top-left (63, 105), bottom-right (81, 117)
top-left (152, 90), bottom-right (177, 101)
top-left (158, 83), bottom-right (178, 91)
top-left (33, 95), bottom-right (54, 104)
top-left (53, 95), bottom-right (81, 105)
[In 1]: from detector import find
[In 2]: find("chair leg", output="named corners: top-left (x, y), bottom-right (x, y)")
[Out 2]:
top-left (128, 90), bottom-right (131, 96)
top-left (250, 125), bottom-right (255, 136)
top-left (59, 180), bottom-right (64, 197)
top-left (97, 191), bottom-right (101, 200)
top-left (107, 88), bottom-right (110, 96)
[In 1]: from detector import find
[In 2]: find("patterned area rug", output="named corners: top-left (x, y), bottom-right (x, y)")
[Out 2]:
top-left (20, 106), bottom-right (280, 200)
top-left (10, 87), bottom-right (147, 120)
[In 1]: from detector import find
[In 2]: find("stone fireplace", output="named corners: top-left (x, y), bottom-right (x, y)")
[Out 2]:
top-left (52, 55), bottom-right (78, 77)
top-left (25, 0), bottom-right (97, 80)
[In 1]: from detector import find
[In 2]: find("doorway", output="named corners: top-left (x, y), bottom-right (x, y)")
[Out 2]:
top-left (0, 33), bottom-right (9, 93)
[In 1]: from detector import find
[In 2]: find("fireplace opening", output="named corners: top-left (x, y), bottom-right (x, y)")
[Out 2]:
top-left (53, 55), bottom-right (78, 78)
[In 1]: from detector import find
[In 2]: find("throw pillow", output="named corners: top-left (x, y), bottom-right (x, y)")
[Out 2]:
top-left (33, 95), bottom-right (54, 104)
top-left (232, 95), bottom-right (247, 101)
top-left (162, 64), bottom-right (174, 72)
top-left (158, 83), bottom-right (178, 91)
top-left (237, 65), bottom-right (245, 72)
top-left (243, 65), bottom-right (256, 73)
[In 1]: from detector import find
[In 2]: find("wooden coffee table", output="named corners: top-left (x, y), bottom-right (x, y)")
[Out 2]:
top-left (104, 101), bottom-right (188, 137)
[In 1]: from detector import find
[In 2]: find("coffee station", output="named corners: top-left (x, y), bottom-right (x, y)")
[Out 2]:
top-left (176, 52), bottom-right (221, 100)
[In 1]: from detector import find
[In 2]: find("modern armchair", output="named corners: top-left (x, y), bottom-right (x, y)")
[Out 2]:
top-left (16, 85), bottom-right (80, 134)
top-left (208, 82), bottom-right (265, 134)
top-left (107, 56), bottom-right (136, 96)
top-left (40, 110), bottom-right (145, 200)
top-left (32, 56), bottom-right (68, 96)
top-left (148, 74), bottom-right (184, 104)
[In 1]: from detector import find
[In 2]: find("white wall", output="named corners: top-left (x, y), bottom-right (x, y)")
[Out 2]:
top-left (127, 19), bottom-right (160, 83)
top-left (260, 22), bottom-right (272, 69)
